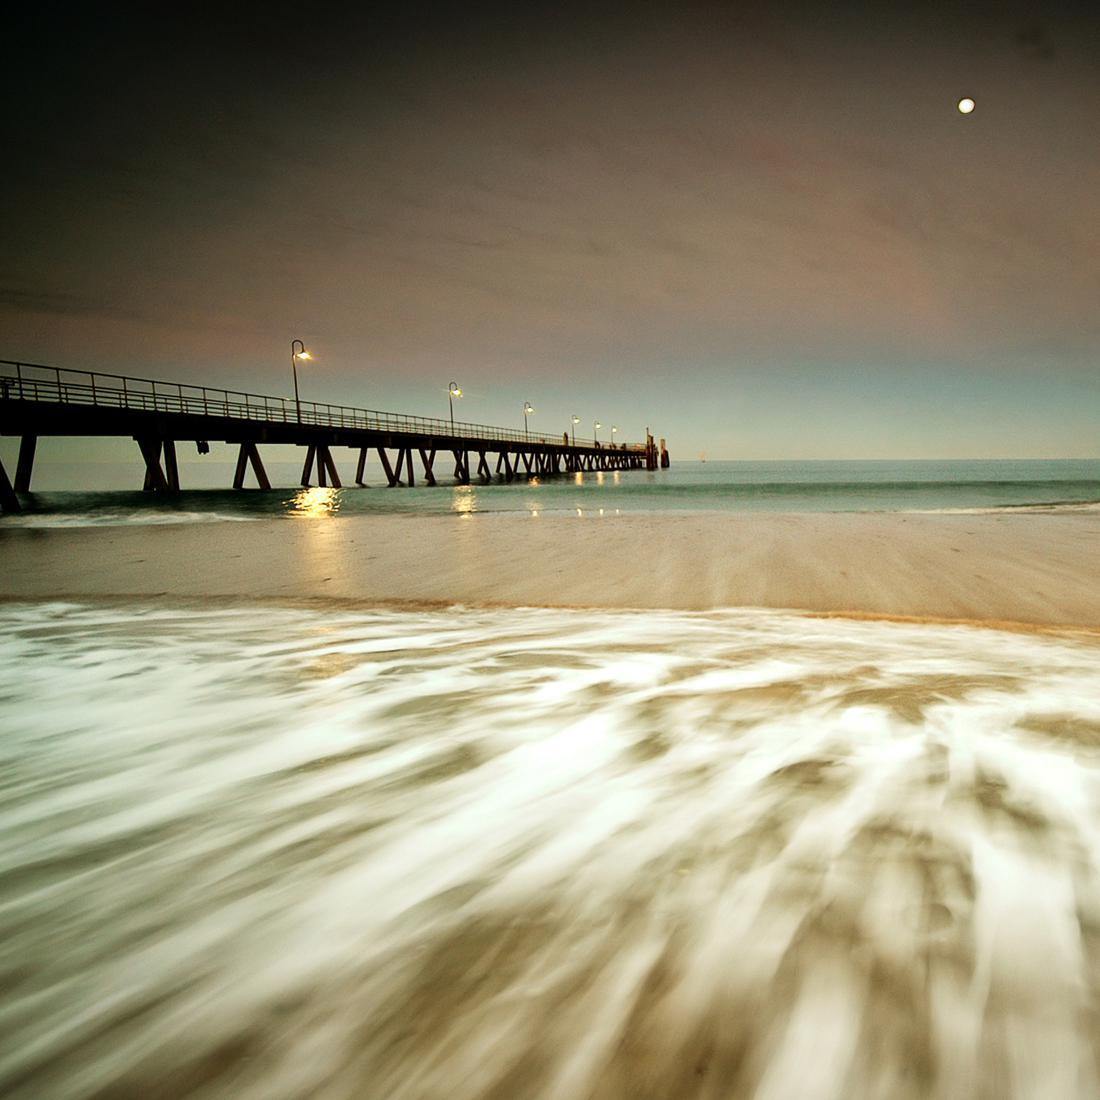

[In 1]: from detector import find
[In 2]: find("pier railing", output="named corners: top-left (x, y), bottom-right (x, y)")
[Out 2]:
top-left (0, 360), bottom-right (644, 451)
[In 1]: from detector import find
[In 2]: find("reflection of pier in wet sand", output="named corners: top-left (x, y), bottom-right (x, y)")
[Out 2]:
top-left (0, 359), bottom-right (670, 511)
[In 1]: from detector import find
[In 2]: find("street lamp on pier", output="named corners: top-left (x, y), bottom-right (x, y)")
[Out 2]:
top-left (571, 415), bottom-right (580, 447)
top-left (448, 382), bottom-right (462, 434)
top-left (611, 425), bottom-right (618, 447)
top-left (290, 340), bottom-right (312, 422)
top-left (523, 401), bottom-right (534, 440)
top-left (594, 420), bottom-right (601, 446)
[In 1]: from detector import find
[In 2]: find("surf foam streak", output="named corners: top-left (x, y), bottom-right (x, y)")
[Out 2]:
top-left (0, 509), bottom-right (261, 527)
top-left (2, 604), bottom-right (1100, 1099)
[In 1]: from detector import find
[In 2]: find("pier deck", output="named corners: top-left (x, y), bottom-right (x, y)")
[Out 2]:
top-left (0, 360), bottom-right (662, 511)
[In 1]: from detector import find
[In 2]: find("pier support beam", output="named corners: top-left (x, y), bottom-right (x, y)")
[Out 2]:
top-left (14, 435), bottom-right (36, 493)
top-left (0, 456), bottom-right (19, 513)
top-left (476, 451), bottom-right (491, 483)
top-left (377, 448), bottom-right (399, 487)
top-left (304, 445), bottom-right (341, 488)
top-left (251, 444), bottom-right (271, 490)
top-left (232, 443), bottom-right (270, 490)
top-left (137, 438), bottom-right (169, 492)
top-left (419, 448), bottom-right (437, 486)
top-left (317, 446), bottom-right (341, 488)
top-left (163, 440), bottom-right (180, 492)
top-left (233, 444), bottom-right (248, 489)
top-left (355, 447), bottom-right (368, 486)
top-left (452, 450), bottom-right (471, 484)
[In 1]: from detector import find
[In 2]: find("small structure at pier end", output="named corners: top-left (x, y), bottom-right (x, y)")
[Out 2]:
top-left (0, 360), bottom-right (667, 511)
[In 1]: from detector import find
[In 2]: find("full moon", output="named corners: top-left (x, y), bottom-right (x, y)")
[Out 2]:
top-left (958, 97), bottom-right (975, 114)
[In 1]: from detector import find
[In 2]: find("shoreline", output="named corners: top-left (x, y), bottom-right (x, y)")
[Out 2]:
top-left (2, 511), bottom-right (1099, 630)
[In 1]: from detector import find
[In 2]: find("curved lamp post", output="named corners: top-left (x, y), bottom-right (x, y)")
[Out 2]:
top-left (448, 382), bottom-right (462, 434)
top-left (523, 401), bottom-right (534, 440)
top-left (291, 340), bottom-right (312, 422)
top-left (571, 415), bottom-right (580, 447)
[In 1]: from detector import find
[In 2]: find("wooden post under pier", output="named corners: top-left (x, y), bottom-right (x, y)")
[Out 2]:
top-left (0, 455), bottom-right (19, 512)
top-left (232, 443), bottom-right (270, 489)
top-left (377, 447), bottom-right (399, 487)
top-left (318, 446), bottom-right (341, 488)
top-left (419, 448), bottom-right (436, 486)
top-left (452, 450), bottom-right (471, 485)
top-left (301, 445), bottom-right (316, 487)
top-left (232, 444), bottom-right (249, 489)
top-left (163, 440), bottom-right (180, 491)
top-left (14, 435), bottom-right (36, 493)
top-left (302, 445), bottom-right (340, 488)
top-left (137, 437), bottom-right (169, 492)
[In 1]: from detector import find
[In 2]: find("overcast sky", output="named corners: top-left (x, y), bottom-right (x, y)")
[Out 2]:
top-left (3, 1), bottom-right (1098, 458)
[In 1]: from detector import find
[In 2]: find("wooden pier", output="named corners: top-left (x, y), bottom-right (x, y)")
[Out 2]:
top-left (0, 360), bottom-right (665, 512)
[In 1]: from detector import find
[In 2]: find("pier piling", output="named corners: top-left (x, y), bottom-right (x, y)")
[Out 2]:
top-left (300, 446), bottom-right (316, 487)
top-left (14, 435), bottom-right (36, 492)
top-left (137, 438), bottom-right (169, 492)
top-left (0, 456), bottom-right (18, 512)
top-left (319, 446), bottom-right (341, 488)
top-left (419, 448), bottom-right (437, 486)
top-left (232, 443), bottom-right (270, 489)
top-left (378, 447), bottom-right (398, 487)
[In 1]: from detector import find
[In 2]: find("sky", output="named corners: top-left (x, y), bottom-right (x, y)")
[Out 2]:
top-left (3, 1), bottom-right (1098, 460)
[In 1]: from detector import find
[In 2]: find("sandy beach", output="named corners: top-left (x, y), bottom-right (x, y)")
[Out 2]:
top-left (2, 511), bottom-right (1098, 629)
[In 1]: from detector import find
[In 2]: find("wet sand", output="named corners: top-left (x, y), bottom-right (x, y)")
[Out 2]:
top-left (2, 512), bottom-right (1098, 628)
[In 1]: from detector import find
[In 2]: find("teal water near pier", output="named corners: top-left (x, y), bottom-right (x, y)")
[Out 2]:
top-left (3, 459), bottom-right (1099, 526)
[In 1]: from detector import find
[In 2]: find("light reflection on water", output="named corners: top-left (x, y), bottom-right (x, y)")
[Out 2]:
top-left (286, 485), bottom-right (342, 518)
top-left (2, 603), bottom-right (1100, 1098)
top-left (452, 484), bottom-right (477, 514)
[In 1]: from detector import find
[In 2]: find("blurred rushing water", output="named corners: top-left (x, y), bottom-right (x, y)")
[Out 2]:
top-left (2, 603), bottom-right (1100, 1098)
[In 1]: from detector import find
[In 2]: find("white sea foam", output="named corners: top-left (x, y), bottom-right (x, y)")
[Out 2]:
top-left (0, 510), bottom-right (260, 527)
top-left (902, 500), bottom-right (1100, 515)
top-left (1, 603), bottom-right (1099, 1098)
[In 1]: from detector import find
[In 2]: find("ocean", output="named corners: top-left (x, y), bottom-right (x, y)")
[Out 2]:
top-left (3, 458), bottom-right (1100, 526)
top-left (2, 602), bottom-right (1100, 1098)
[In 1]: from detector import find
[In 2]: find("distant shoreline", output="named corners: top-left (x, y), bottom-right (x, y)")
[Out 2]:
top-left (2, 512), bottom-right (1099, 631)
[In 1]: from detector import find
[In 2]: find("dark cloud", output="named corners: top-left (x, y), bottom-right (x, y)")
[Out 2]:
top-left (1015, 22), bottom-right (1057, 61)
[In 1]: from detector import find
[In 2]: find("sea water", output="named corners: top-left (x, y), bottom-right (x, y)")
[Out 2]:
top-left (3, 459), bottom-right (1099, 526)
top-left (2, 602), bottom-right (1100, 1098)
